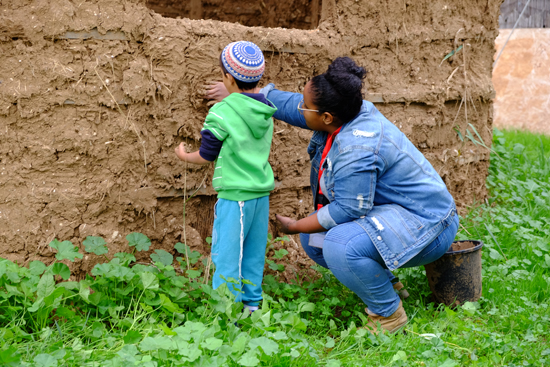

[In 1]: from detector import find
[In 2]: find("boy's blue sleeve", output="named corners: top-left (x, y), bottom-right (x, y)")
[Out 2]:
top-left (260, 83), bottom-right (309, 130)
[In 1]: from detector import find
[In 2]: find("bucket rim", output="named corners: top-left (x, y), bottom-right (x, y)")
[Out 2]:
top-left (444, 240), bottom-right (484, 255)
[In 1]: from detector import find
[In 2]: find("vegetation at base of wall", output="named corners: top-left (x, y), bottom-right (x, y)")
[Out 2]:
top-left (0, 128), bottom-right (549, 366)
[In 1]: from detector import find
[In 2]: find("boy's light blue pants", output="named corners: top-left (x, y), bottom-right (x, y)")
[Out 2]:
top-left (211, 196), bottom-right (269, 307)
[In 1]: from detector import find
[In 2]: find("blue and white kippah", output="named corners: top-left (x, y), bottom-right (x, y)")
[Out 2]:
top-left (221, 41), bottom-right (265, 83)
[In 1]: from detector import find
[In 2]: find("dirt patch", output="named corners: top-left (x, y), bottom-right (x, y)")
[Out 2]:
top-left (0, 0), bottom-right (502, 277)
top-left (450, 241), bottom-right (477, 252)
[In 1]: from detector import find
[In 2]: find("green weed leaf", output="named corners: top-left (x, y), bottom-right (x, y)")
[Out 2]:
top-left (273, 249), bottom-right (289, 259)
top-left (140, 272), bottom-right (159, 290)
top-left (44, 287), bottom-right (64, 308)
top-left (422, 350), bottom-right (436, 358)
top-left (83, 236), bottom-right (108, 256)
top-left (126, 232), bottom-right (151, 251)
top-left (29, 261), bottom-right (47, 276)
top-left (33, 354), bottom-right (58, 367)
top-left (0, 346), bottom-right (21, 365)
top-left (37, 273), bottom-right (55, 299)
top-left (272, 331), bottom-right (287, 340)
top-left (124, 330), bottom-right (142, 344)
top-left (49, 239), bottom-right (83, 262)
top-left (489, 248), bottom-right (503, 261)
top-left (175, 242), bottom-right (201, 264)
top-left (139, 337), bottom-right (160, 351)
top-left (232, 335), bottom-right (248, 355)
top-left (298, 302), bottom-right (315, 313)
top-left (117, 345), bottom-right (139, 362)
top-left (52, 263), bottom-right (71, 280)
top-left (186, 269), bottom-right (202, 279)
top-left (150, 249), bottom-right (173, 266)
top-left (442, 45), bottom-right (463, 62)
top-left (79, 280), bottom-right (91, 303)
top-left (439, 359), bottom-right (459, 367)
top-left (202, 337), bottom-right (223, 351)
top-left (462, 301), bottom-right (477, 316)
top-left (238, 350), bottom-right (260, 366)
top-left (391, 351), bottom-right (407, 362)
top-left (249, 337), bottom-right (279, 356)
top-left (114, 252), bottom-right (136, 266)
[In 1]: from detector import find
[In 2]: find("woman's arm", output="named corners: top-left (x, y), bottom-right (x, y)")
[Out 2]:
top-left (276, 213), bottom-right (325, 234)
top-left (316, 151), bottom-right (378, 230)
top-left (204, 82), bottom-right (310, 130)
top-left (260, 84), bottom-right (309, 130)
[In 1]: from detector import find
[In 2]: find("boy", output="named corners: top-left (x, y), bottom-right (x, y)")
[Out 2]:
top-left (175, 41), bottom-right (276, 313)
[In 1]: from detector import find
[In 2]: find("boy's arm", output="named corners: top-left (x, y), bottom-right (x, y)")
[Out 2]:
top-left (175, 109), bottom-right (227, 165)
top-left (175, 143), bottom-right (211, 165)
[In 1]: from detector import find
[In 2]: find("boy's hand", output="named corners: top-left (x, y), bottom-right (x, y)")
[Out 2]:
top-left (175, 142), bottom-right (189, 161)
top-left (175, 142), bottom-right (211, 165)
top-left (204, 82), bottom-right (229, 102)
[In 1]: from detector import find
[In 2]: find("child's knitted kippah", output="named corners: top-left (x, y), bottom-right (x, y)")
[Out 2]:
top-left (221, 41), bottom-right (265, 83)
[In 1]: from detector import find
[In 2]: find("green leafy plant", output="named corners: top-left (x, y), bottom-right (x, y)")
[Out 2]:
top-left (1, 129), bottom-right (549, 365)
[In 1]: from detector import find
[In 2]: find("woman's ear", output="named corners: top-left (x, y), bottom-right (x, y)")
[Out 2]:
top-left (322, 112), bottom-right (334, 126)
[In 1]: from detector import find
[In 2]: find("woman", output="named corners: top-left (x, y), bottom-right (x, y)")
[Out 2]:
top-left (206, 57), bottom-right (458, 333)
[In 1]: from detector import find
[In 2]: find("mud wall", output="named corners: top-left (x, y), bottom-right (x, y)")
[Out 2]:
top-left (145, 0), bottom-right (322, 29)
top-left (0, 0), bottom-right (501, 277)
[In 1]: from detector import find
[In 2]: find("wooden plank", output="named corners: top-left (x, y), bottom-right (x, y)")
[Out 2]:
top-left (60, 28), bottom-right (128, 41)
top-left (261, 45), bottom-right (308, 54)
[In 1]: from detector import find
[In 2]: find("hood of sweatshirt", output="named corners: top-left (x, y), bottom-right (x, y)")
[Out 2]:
top-left (223, 93), bottom-right (277, 139)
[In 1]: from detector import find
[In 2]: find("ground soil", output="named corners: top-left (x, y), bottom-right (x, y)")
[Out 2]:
top-left (0, 0), bottom-right (503, 279)
top-left (450, 241), bottom-right (477, 252)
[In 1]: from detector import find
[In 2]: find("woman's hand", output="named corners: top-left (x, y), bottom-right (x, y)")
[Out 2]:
top-left (276, 212), bottom-right (326, 234)
top-left (276, 214), bottom-right (299, 234)
top-left (204, 82), bottom-right (229, 102)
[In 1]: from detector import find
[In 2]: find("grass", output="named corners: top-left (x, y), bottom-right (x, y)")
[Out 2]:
top-left (0, 128), bottom-right (549, 366)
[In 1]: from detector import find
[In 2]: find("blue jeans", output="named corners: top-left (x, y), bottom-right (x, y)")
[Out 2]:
top-left (300, 214), bottom-right (459, 316)
top-left (211, 197), bottom-right (269, 306)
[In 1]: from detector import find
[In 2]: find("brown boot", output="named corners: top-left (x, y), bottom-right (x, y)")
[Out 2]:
top-left (393, 281), bottom-right (410, 300)
top-left (364, 300), bottom-right (408, 334)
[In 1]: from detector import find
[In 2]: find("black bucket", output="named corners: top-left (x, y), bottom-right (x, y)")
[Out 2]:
top-left (424, 240), bottom-right (484, 307)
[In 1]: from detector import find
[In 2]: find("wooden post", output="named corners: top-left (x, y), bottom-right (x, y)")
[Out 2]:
top-left (311, 0), bottom-right (320, 28)
top-left (320, 0), bottom-right (336, 25)
top-left (190, 0), bottom-right (203, 20)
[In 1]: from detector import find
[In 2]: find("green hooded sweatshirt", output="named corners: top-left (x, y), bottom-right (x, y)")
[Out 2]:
top-left (201, 93), bottom-right (277, 201)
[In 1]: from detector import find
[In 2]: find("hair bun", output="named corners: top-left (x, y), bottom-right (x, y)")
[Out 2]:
top-left (324, 57), bottom-right (366, 96)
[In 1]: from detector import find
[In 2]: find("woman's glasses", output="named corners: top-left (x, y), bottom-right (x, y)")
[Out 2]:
top-left (297, 99), bottom-right (319, 114)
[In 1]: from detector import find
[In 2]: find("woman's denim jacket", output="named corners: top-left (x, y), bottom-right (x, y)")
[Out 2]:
top-left (261, 84), bottom-right (457, 271)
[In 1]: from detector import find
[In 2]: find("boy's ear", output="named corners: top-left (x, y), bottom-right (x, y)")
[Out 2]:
top-left (226, 73), bottom-right (237, 86)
